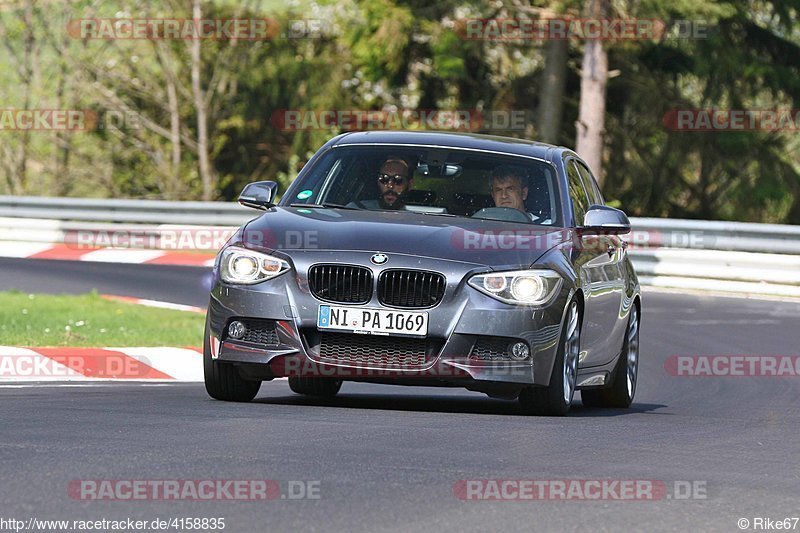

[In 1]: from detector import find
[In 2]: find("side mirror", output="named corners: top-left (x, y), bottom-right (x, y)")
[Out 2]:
top-left (581, 205), bottom-right (631, 234)
top-left (238, 181), bottom-right (278, 210)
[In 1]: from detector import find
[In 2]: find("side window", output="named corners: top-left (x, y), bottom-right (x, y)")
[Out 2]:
top-left (575, 161), bottom-right (603, 205)
top-left (566, 160), bottom-right (590, 226)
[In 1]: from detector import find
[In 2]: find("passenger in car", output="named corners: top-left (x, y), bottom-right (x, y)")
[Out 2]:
top-left (356, 156), bottom-right (415, 210)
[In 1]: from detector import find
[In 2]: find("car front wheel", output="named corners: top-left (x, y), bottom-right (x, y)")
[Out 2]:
top-left (203, 331), bottom-right (261, 402)
top-left (519, 299), bottom-right (581, 416)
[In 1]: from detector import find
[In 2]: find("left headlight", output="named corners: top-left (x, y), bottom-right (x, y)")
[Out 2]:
top-left (468, 269), bottom-right (562, 306)
top-left (219, 246), bottom-right (290, 285)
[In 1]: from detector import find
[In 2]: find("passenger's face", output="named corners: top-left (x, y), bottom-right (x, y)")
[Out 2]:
top-left (377, 160), bottom-right (411, 206)
top-left (491, 176), bottom-right (528, 212)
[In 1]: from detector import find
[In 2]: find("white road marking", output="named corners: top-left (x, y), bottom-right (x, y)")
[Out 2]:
top-left (0, 241), bottom-right (54, 258)
top-left (132, 299), bottom-right (205, 313)
top-left (0, 346), bottom-right (83, 381)
top-left (79, 248), bottom-right (166, 263)
top-left (115, 347), bottom-right (204, 382)
top-left (0, 382), bottom-right (182, 387)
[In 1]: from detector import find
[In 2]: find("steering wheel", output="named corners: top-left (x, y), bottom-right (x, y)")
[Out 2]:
top-left (471, 207), bottom-right (531, 223)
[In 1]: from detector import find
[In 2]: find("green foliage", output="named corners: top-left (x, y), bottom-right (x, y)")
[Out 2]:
top-left (345, 0), bottom-right (414, 82)
top-left (0, 0), bottom-right (797, 222)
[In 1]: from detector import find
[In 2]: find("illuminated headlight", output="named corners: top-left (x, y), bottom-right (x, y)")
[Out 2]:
top-left (468, 269), bottom-right (562, 306)
top-left (511, 276), bottom-right (543, 301)
top-left (219, 246), bottom-right (290, 285)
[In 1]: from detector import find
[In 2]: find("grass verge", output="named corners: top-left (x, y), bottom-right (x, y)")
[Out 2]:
top-left (0, 290), bottom-right (205, 347)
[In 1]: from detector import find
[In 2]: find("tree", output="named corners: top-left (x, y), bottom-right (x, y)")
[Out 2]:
top-left (190, 0), bottom-right (214, 200)
top-left (574, 0), bottom-right (609, 185)
top-left (537, 38), bottom-right (569, 144)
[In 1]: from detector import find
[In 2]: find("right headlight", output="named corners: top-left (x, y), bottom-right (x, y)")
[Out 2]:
top-left (468, 269), bottom-right (562, 306)
top-left (219, 246), bottom-right (290, 285)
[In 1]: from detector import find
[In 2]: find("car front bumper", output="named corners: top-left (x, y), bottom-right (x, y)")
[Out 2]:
top-left (206, 250), bottom-right (570, 394)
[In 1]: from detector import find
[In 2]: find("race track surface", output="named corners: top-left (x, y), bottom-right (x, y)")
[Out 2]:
top-left (1, 257), bottom-right (799, 531)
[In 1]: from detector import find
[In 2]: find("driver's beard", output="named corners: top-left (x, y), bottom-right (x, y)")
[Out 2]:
top-left (378, 191), bottom-right (406, 210)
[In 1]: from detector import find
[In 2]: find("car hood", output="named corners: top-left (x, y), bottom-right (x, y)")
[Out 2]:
top-left (241, 207), bottom-right (570, 268)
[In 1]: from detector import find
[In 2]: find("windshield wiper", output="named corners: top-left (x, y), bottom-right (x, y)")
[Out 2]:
top-left (289, 203), bottom-right (359, 210)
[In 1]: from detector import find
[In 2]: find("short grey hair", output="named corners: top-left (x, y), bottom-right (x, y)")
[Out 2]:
top-left (491, 165), bottom-right (528, 189)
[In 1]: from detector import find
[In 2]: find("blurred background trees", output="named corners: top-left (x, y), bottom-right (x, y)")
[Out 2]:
top-left (0, 0), bottom-right (798, 222)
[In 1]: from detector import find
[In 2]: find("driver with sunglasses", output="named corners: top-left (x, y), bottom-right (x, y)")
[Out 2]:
top-left (351, 157), bottom-right (414, 210)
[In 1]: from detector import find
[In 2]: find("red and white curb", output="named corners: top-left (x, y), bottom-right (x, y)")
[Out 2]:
top-left (0, 346), bottom-right (204, 382)
top-left (0, 241), bottom-right (215, 267)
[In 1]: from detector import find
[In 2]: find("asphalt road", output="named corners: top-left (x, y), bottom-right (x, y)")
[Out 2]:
top-left (2, 257), bottom-right (800, 532)
top-left (0, 257), bottom-right (213, 308)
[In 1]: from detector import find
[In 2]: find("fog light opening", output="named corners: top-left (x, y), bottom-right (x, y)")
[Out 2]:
top-left (509, 342), bottom-right (530, 361)
top-left (228, 320), bottom-right (246, 339)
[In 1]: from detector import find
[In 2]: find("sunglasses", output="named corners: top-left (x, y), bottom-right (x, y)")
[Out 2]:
top-left (377, 173), bottom-right (408, 185)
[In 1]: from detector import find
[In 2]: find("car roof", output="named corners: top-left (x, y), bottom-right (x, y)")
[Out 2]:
top-left (329, 130), bottom-right (566, 161)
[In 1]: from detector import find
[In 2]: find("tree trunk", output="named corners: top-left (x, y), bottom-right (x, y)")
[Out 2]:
top-left (52, 2), bottom-right (73, 196)
top-left (191, 0), bottom-right (214, 200)
top-left (167, 77), bottom-right (182, 199)
top-left (575, 0), bottom-right (609, 188)
top-left (15, 0), bottom-right (35, 194)
top-left (536, 39), bottom-right (568, 144)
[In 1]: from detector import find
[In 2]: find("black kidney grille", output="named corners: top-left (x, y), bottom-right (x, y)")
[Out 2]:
top-left (318, 332), bottom-right (429, 367)
top-left (378, 270), bottom-right (446, 308)
top-left (308, 264), bottom-right (373, 304)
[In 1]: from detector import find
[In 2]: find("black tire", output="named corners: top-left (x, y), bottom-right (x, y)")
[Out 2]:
top-left (519, 300), bottom-right (581, 416)
top-left (288, 377), bottom-right (342, 398)
top-left (581, 304), bottom-right (639, 408)
top-left (203, 328), bottom-right (261, 402)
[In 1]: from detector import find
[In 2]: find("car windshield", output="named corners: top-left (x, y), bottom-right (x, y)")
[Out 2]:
top-left (284, 145), bottom-right (562, 226)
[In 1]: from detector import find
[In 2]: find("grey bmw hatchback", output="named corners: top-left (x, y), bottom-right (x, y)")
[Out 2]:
top-left (204, 131), bottom-right (641, 415)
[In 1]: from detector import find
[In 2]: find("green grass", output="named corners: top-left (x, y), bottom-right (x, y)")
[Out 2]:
top-left (0, 291), bottom-right (205, 347)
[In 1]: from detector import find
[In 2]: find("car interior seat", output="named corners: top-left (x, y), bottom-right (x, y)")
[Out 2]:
top-left (525, 168), bottom-right (552, 222)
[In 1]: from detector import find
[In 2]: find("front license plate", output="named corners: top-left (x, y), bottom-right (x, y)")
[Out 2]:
top-left (317, 305), bottom-right (428, 336)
